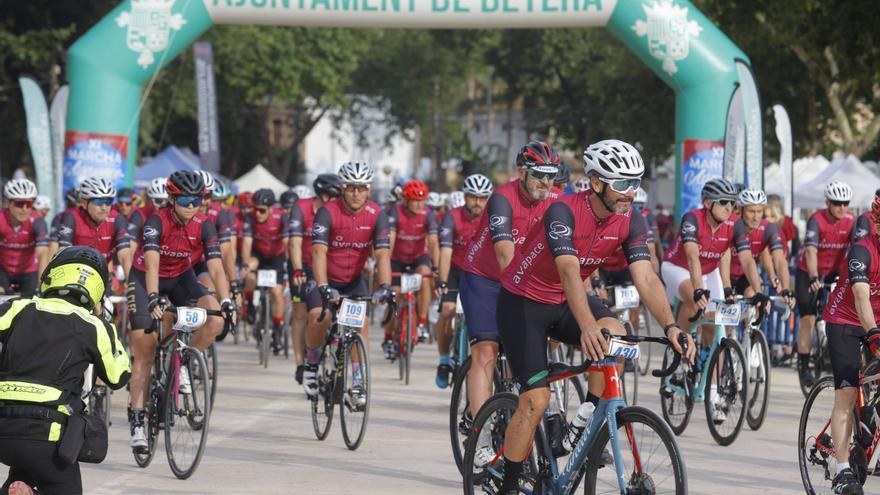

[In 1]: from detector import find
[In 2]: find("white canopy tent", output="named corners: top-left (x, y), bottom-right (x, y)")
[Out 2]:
top-left (794, 154), bottom-right (880, 209)
top-left (233, 164), bottom-right (289, 196)
top-left (764, 155), bottom-right (831, 198)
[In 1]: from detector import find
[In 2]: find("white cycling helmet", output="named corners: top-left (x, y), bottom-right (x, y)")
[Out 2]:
top-left (572, 177), bottom-right (591, 193)
top-left (77, 177), bottom-right (116, 200)
top-left (426, 192), bottom-right (443, 209)
top-left (737, 188), bottom-right (767, 207)
top-left (197, 170), bottom-right (216, 193)
top-left (582, 139), bottom-right (645, 180)
top-left (34, 195), bottom-right (51, 210)
top-left (462, 174), bottom-right (493, 197)
top-left (147, 177), bottom-right (168, 200)
top-left (293, 184), bottom-right (314, 200)
top-left (633, 187), bottom-right (648, 204)
top-left (337, 161), bottom-right (374, 186)
top-left (824, 180), bottom-right (853, 202)
top-left (4, 178), bottom-right (37, 200)
top-left (448, 191), bottom-right (466, 209)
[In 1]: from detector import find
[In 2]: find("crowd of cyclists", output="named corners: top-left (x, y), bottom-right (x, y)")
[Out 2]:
top-left (1, 133), bottom-right (880, 494)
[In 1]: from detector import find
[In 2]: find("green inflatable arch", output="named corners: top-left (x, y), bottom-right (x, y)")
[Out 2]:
top-left (65, 0), bottom-right (756, 216)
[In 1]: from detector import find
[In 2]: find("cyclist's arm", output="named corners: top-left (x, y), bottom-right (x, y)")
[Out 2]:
top-left (558, 255), bottom-right (599, 329)
top-left (145, 251), bottom-right (160, 295)
top-left (720, 249), bottom-right (734, 289)
top-left (487, 194), bottom-right (515, 271)
top-left (288, 205), bottom-right (304, 271)
top-left (240, 217), bottom-right (254, 265)
top-left (92, 316), bottom-right (131, 390)
top-left (113, 214), bottom-right (132, 280)
top-left (853, 283), bottom-right (876, 332)
top-left (438, 212), bottom-right (455, 283)
top-left (804, 216), bottom-right (820, 278)
top-left (427, 209), bottom-right (440, 268)
top-left (280, 211), bottom-right (290, 260)
top-left (439, 247), bottom-right (452, 284)
top-left (648, 241), bottom-right (660, 275)
top-left (772, 248), bottom-right (791, 291)
top-left (220, 241), bottom-right (236, 285)
top-left (374, 248), bottom-right (392, 287)
top-left (373, 210), bottom-right (392, 287)
top-left (848, 244), bottom-right (876, 331)
top-left (142, 214), bottom-right (163, 295)
top-left (33, 217), bottom-right (50, 277)
top-left (311, 207), bottom-right (332, 286)
top-left (202, 220), bottom-right (230, 301)
top-left (386, 205), bottom-right (397, 253)
top-left (312, 244), bottom-right (328, 286)
top-left (290, 237), bottom-right (303, 272)
top-left (680, 213), bottom-right (704, 290)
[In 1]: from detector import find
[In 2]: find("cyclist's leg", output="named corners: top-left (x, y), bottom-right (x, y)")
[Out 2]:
top-left (561, 294), bottom-right (624, 400)
top-left (413, 254), bottom-right (433, 326)
top-left (436, 267), bottom-right (460, 358)
top-left (795, 268), bottom-right (817, 361)
top-left (291, 265), bottom-right (312, 372)
top-left (126, 268), bottom-right (160, 447)
top-left (460, 271), bottom-right (502, 417)
top-left (662, 262), bottom-right (699, 333)
top-left (174, 269), bottom-right (221, 351)
top-left (194, 260), bottom-right (216, 292)
top-left (302, 284), bottom-right (333, 396)
top-left (827, 323), bottom-right (863, 487)
top-left (383, 260), bottom-right (406, 354)
top-left (265, 255), bottom-right (287, 348)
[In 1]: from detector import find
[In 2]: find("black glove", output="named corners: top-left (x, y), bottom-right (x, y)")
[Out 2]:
top-left (723, 287), bottom-right (735, 303)
top-left (318, 285), bottom-right (339, 304)
top-left (436, 280), bottom-right (448, 293)
top-left (693, 288), bottom-right (711, 304)
top-left (591, 277), bottom-right (604, 290)
top-left (220, 298), bottom-right (235, 315)
top-left (372, 284), bottom-right (393, 305)
top-left (751, 292), bottom-right (770, 306)
top-left (781, 289), bottom-right (794, 299)
top-left (230, 281), bottom-right (241, 296)
top-left (148, 292), bottom-right (161, 313)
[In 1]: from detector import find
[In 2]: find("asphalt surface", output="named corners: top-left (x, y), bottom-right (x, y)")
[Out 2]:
top-left (4, 319), bottom-right (878, 494)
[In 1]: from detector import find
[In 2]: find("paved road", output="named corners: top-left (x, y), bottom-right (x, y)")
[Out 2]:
top-left (3, 321), bottom-right (875, 494)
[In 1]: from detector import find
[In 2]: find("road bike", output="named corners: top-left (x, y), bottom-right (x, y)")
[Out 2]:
top-left (800, 281), bottom-right (836, 398)
top-left (391, 270), bottom-right (430, 385)
top-left (253, 269), bottom-right (285, 367)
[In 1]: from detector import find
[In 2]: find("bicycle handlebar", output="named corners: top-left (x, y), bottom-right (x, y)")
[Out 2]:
top-left (144, 300), bottom-right (232, 337)
top-left (317, 294), bottom-right (397, 327)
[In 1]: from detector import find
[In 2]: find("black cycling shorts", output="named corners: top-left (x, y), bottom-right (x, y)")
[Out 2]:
top-left (0, 270), bottom-right (38, 297)
top-left (497, 288), bottom-right (616, 392)
top-left (127, 268), bottom-right (210, 331)
top-left (305, 275), bottom-right (368, 311)
top-left (440, 267), bottom-right (461, 305)
top-left (827, 323), bottom-right (869, 389)
top-left (796, 269), bottom-right (838, 316)
top-left (253, 252), bottom-right (285, 285)
top-left (391, 254), bottom-right (432, 285)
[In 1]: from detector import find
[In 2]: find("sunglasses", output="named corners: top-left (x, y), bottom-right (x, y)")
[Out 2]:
top-left (527, 170), bottom-right (557, 182)
top-left (830, 200), bottom-right (850, 207)
top-left (151, 199), bottom-right (168, 208)
top-left (90, 198), bottom-right (114, 207)
top-left (118, 198), bottom-right (133, 205)
top-left (344, 184), bottom-right (370, 193)
top-left (175, 196), bottom-right (203, 208)
top-left (713, 199), bottom-right (736, 207)
top-left (255, 207), bottom-right (270, 214)
top-left (598, 177), bottom-right (641, 194)
top-left (11, 200), bottom-right (33, 209)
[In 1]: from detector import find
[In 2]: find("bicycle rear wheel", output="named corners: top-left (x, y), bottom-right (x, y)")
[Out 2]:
top-left (704, 338), bottom-right (748, 446)
top-left (311, 338), bottom-right (337, 440)
top-left (88, 384), bottom-right (111, 430)
top-left (204, 344), bottom-right (218, 410)
top-left (261, 298), bottom-right (272, 369)
top-left (405, 307), bottom-right (415, 386)
top-left (637, 305), bottom-right (652, 376)
top-left (798, 376), bottom-right (839, 495)
top-left (659, 347), bottom-right (694, 435)
top-left (340, 332), bottom-right (370, 450)
top-left (583, 406), bottom-right (687, 495)
top-left (165, 347), bottom-right (211, 479)
top-left (450, 356), bottom-right (472, 474)
top-left (746, 329), bottom-right (771, 430)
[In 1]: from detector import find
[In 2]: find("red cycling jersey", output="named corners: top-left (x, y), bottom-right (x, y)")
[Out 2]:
top-left (823, 236), bottom-right (880, 327)
top-left (664, 208), bottom-right (747, 274)
top-left (600, 214), bottom-right (655, 272)
top-left (132, 208), bottom-right (220, 278)
top-left (439, 206), bottom-right (482, 269)
top-left (312, 199), bottom-right (391, 284)
top-left (242, 207), bottom-right (289, 258)
top-left (795, 209), bottom-right (856, 276)
top-left (49, 207), bottom-right (77, 242)
top-left (501, 192), bottom-right (651, 305)
top-left (0, 209), bottom-right (48, 275)
top-left (462, 179), bottom-right (559, 282)
top-left (388, 203), bottom-right (438, 264)
top-left (779, 216), bottom-right (798, 259)
top-left (288, 198), bottom-right (318, 267)
top-left (56, 208), bottom-right (130, 262)
top-left (730, 219), bottom-right (783, 279)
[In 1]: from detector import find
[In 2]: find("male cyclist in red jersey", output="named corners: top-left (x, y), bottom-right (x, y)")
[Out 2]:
top-left (114, 187), bottom-right (137, 222)
top-left (459, 140), bottom-right (561, 433)
top-left (32, 195), bottom-right (51, 219)
top-left (302, 161), bottom-right (393, 406)
top-left (850, 189), bottom-right (880, 244)
top-left (56, 177), bottom-right (132, 280)
top-left (493, 140), bottom-right (693, 490)
top-left (126, 171), bottom-right (234, 450)
top-left (288, 173), bottom-right (342, 384)
top-left (241, 188), bottom-right (290, 354)
top-left (632, 187), bottom-right (664, 264)
top-left (795, 180), bottom-right (857, 388)
top-left (48, 190), bottom-right (78, 256)
top-left (435, 174), bottom-right (493, 388)
top-left (193, 171), bottom-right (237, 292)
top-left (127, 178), bottom-right (168, 252)
top-left (819, 195), bottom-right (880, 495)
top-left (0, 179), bottom-right (49, 296)
top-left (382, 179), bottom-right (439, 355)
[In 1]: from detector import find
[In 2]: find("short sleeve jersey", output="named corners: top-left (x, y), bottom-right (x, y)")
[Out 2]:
top-left (439, 206), bottom-right (482, 270)
top-left (779, 216), bottom-right (798, 259)
top-left (49, 207), bottom-right (76, 242)
top-left (823, 236), bottom-right (880, 327)
top-left (600, 214), bottom-right (655, 272)
top-left (289, 198), bottom-right (317, 267)
top-left (729, 219), bottom-right (783, 279)
top-left (242, 207), bottom-right (289, 258)
top-left (500, 191), bottom-right (651, 305)
top-left (851, 213), bottom-right (874, 244)
top-left (57, 208), bottom-right (130, 262)
top-left (388, 204), bottom-right (439, 264)
top-left (312, 199), bottom-right (390, 284)
top-left (462, 179), bottom-right (559, 282)
top-left (0, 209), bottom-right (48, 275)
top-left (132, 208), bottom-right (220, 278)
top-left (663, 208), bottom-right (747, 274)
top-left (795, 209), bottom-right (856, 276)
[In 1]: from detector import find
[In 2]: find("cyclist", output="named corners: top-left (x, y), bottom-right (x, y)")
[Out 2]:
top-left (302, 161), bottom-right (393, 406)
top-left (459, 140), bottom-right (561, 429)
top-left (211, 178), bottom-right (239, 287)
top-left (632, 187), bottom-right (664, 263)
top-left (292, 184), bottom-right (313, 201)
top-left (288, 173), bottom-right (342, 384)
top-left (795, 180), bottom-right (856, 388)
top-left (493, 140), bottom-right (693, 490)
top-left (572, 176), bottom-right (590, 193)
top-left (127, 177), bottom-right (168, 248)
top-left (0, 179), bottom-right (49, 296)
top-left (56, 177), bottom-right (133, 280)
top-left (0, 246), bottom-right (130, 495)
top-left (241, 188), bottom-right (289, 354)
top-left (126, 171), bottom-right (233, 450)
top-left (851, 189), bottom-right (880, 243)
top-left (426, 191), bottom-right (445, 217)
top-left (280, 189), bottom-right (299, 214)
top-left (553, 161), bottom-right (571, 192)
top-left (33, 195), bottom-right (51, 219)
top-left (435, 174), bottom-right (493, 388)
top-left (382, 179), bottom-right (439, 353)
top-left (820, 195), bottom-right (880, 495)
top-left (114, 187), bottom-right (137, 222)
top-left (48, 190), bottom-right (78, 255)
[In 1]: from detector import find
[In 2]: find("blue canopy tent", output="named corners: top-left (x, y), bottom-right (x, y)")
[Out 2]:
top-left (133, 145), bottom-right (200, 187)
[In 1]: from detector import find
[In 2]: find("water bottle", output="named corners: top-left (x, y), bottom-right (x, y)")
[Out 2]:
top-left (562, 402), bottom-right (595, 452)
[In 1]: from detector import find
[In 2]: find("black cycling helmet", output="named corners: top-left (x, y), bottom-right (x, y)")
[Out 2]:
top-left (313, 173), bottom-right (342, 198)
top-left (280, 189), bottom-right (299, 208)
top-left (253, 188), bottom-right (276, 207)
top-left (166, 170), bottom-right (205, 197)
top-left (701, 177), bottom-right (738, 201)
top-left (39, 246), bottom-right (109, 310)
top-left (554, 161), bottom-right (571, 186)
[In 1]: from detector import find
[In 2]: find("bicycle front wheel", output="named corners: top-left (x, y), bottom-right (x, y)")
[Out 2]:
top-left (133, 369), bottom-right (160, 468)
top-left (704, 338), bottom-right (748, 446)
top-left (746, 329), bottom-right (771, 430)
top-left (311, 338), bottom-right (337, 440)
top-left (659, 347), bottom-right (693, 435)
top-left (583, 406), bottom-right (687, 495)
top-left (165, 347), bottom-right (211, 479)
top-left (798, 376), bottom-right (838, 495)
top-left (340, 332), bottom-right (370, 450)
top-left (637, 305), bottom-right (653, 377)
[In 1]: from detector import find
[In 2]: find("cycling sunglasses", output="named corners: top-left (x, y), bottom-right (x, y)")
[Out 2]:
top-left (151, 199), bottom-right (168, 208)
top-left (89, 197), bottom-right (114, 207)
top-left (830, 200), bottom-right (850, 207)
top-left (255, 207), bottom-right (270, 214)
top-left (11, 200), bottom-right (33, 209)
top-left (598, 177), bottom-right (641, 194)
top-left (713, 199), bottom-right (736, 207)
top-left (175, 195), bottom-right (203, 208)
top-left (527, 170), bottom-right (558, 182)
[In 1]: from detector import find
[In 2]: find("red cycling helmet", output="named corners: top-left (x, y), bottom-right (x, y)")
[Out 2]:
top-left (238, 191), bottom-right (254, 207)
top-left (402, 179), bottom-right (430, 201)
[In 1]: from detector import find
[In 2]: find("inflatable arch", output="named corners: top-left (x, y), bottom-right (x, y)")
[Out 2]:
top-left (65, 0), bottom-right (759, 216)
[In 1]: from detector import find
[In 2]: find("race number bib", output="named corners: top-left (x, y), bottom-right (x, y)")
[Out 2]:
top-left (174, 307), bottom-right (207, 333)
top-left (714, 303), bottom-right (742, 327)
top-left (400, 273), bottom-right (422, 294)
top-left (257, 269), bottom-right (277, 288)
top-left (607, 338), bottom-right (641, 361)
top-left (338, 298), bottom-right (367, 328)
top-left (614, 285), bottom-right (640, 309)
